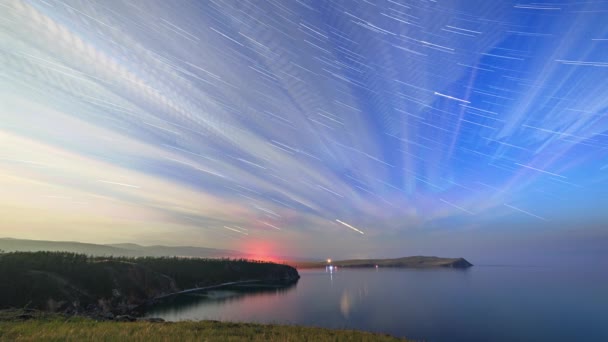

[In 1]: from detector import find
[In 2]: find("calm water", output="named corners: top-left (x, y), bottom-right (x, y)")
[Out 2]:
top-left (146, 266), bottom-right (608, 341)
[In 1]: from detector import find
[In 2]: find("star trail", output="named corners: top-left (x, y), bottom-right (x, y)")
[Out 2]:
top-left (1, 0), bottom-right (607, 259)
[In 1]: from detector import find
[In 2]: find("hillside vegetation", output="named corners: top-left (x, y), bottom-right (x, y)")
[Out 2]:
top-left (0, 251), bottom-right (299, 314)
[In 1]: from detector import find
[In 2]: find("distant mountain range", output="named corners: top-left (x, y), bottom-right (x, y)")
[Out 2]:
top-left (0, 238), bottom-right (472, 268)
top-left (0, 238), bottom-right (252, 259)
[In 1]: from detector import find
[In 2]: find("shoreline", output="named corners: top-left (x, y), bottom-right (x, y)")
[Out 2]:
top-left (122, 277), bottom-right (299, 317)
top-left (0, 251), bottom-right (301, 323)
top-left (152, 279), bottom-right (263, 300)
top-left (134, 278), bottom-right (296, 315)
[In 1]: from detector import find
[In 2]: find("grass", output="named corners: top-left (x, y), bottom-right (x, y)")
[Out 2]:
top-left (0, 312), bottom-right (408, 342)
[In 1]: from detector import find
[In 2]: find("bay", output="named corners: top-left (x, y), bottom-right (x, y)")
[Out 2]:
top-left (146, 266), bottom-right (608, 341)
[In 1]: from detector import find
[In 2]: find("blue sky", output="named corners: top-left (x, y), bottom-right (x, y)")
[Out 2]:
top-left (1, 0), bottom-right (607, 262)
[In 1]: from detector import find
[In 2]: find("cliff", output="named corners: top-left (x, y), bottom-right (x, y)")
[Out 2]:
top-left (0, 252), bottom-right (299, 316)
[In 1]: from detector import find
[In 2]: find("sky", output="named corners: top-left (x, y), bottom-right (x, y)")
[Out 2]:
top-left (1, 0), bottom-right (608, 263)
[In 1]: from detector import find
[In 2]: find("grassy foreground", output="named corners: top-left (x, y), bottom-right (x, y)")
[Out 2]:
top-left (0, 314), bottom-right (407, 342)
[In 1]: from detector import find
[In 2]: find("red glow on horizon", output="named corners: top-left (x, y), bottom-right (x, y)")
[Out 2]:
top-left (238, 239), bottom-right (282, 263)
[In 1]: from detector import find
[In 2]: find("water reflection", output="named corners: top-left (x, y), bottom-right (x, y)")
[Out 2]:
top-left (325, 264), bottom-right (336, 284)
top-left (339, 290), bottom-right (351, 318)
top-left (145, 267), bottom-right (608, 342)
top-left (148, 282), bottom-right (298, 316)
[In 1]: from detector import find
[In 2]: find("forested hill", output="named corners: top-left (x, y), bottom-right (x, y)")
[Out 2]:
top-left (0, 251), bottom-right (299, 315)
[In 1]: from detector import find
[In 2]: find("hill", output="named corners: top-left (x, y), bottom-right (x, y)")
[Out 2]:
top-left (293, 256), bottom-right (473, 269)
top-left (0, 238), bottom-right (248, 259)
top-left (0, 251), bottom-right (299, 315)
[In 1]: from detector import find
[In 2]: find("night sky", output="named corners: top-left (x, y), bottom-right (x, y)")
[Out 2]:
top-left (1, 0), bottom-right (607, 263)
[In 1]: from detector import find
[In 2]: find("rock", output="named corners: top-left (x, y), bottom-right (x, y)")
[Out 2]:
top-left (16, 314), bottom-right (34, 320)
top-left (102, 312), bottom-right (115, 320)
top-left (115, 315), bottom-right (137, 322)
top-left (85, 304), bottom-right (98, 312)
top-left (447, 258), bottom-right (473, 268)
top-left (138, 317), bottom-right (165, 323)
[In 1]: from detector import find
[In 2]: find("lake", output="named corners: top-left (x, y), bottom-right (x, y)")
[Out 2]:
top-left (146, 266), bottom-right (608, 341)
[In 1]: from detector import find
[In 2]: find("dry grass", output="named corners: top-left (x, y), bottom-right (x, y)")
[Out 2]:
top-left (0, 313), bottom-right (409, 342)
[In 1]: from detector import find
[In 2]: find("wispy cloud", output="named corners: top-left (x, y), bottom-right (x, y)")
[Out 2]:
top-left (1, 0), bottom-right (607, 256)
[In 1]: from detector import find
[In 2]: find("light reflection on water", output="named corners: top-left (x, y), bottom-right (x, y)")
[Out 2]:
top-left (146, 267), bottom-right (608, 342)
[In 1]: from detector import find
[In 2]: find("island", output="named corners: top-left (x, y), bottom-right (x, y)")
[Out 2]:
top-left (292, 256), bottom-right (473, 269)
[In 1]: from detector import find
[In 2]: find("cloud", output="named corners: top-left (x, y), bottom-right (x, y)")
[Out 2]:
top-left (1, 0), bottom-right (607, 257)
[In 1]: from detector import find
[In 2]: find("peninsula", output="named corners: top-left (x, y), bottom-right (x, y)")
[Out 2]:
top-left (0, 251), bottom-right (299, 317)
top-left (292, 256), bottom-right (473, 269)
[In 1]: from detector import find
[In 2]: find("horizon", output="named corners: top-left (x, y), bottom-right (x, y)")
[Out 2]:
top-left (2, 0), bottom-right (608, 266)
top-left (0, 236), bottom-right (470, 262)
